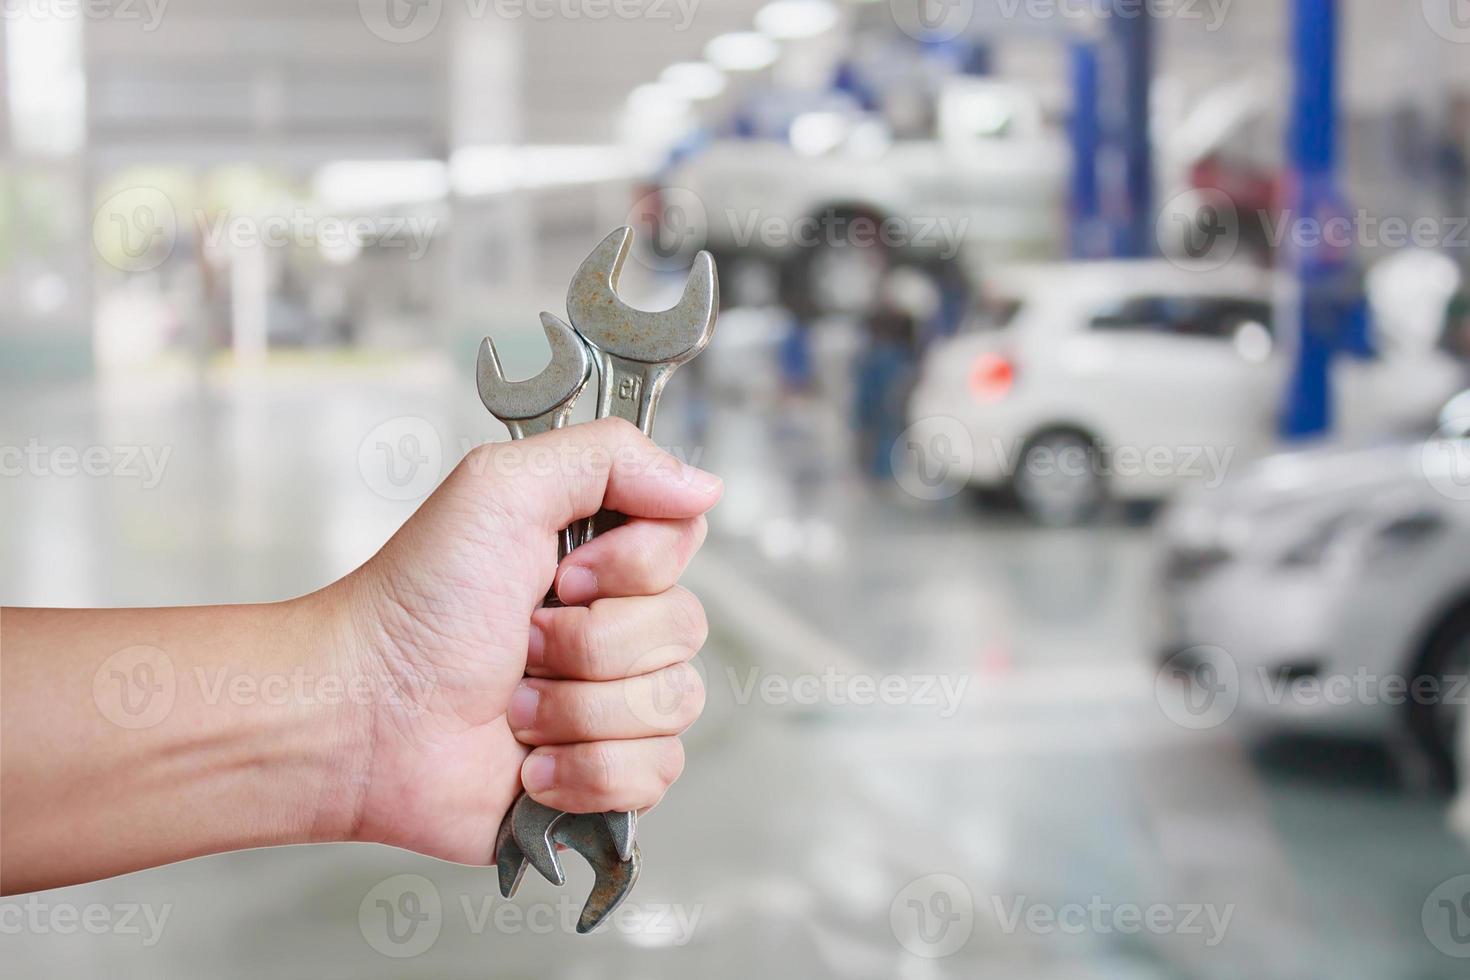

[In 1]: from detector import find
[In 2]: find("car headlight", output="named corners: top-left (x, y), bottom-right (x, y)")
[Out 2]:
top-left (1277, 511), bottom-right (1361, 568)
top-left (1278, 508), bottom-right (1446, 568)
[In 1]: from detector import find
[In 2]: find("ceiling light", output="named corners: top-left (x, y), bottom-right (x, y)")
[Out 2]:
top-left (660, 62), bottom-right (727, 101)
top-left (755, 0), bottom-right (838, 41)
top-left (704, 32), bottom-right (780, 72)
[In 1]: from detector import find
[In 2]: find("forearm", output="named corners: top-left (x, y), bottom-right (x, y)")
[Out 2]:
top-left (0, 591), bottom-right (368, 894)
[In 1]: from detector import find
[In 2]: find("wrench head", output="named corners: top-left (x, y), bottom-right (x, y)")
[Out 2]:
top-left (476, 312), bottom-right (592, 424)
top-left (566, 226), bottom-right (718, 367)
top-left (507, 796), bottom-right (641, 933)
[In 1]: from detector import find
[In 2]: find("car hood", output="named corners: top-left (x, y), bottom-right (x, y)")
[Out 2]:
top-left (1159, 438), bottom-right (1454, 555)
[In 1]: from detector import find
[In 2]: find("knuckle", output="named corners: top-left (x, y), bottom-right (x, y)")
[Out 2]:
top-left (582, 743), bottom-right (621, 798)
top-left (576, 607), bottom-right (619, 679)
top-left (669, 588), bottom-right (709, 653)
top-left (656, 739), bottom-right (686, 787)
top-left (563, 687), bottom-right (607, 739)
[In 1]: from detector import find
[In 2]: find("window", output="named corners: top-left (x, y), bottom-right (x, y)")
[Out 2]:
top-left (1090, 295), bottom-right (1274, 341)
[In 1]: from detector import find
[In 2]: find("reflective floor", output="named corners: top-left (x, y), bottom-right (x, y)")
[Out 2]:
top-left (2, 356), bottom-right (1465, 979)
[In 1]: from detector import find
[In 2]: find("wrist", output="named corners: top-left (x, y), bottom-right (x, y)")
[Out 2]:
top-left (276, 582), bottom-right (381, 847)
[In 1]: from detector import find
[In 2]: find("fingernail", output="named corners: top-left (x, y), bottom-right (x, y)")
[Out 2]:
top-left (682, 463), bottom-right (722, 495)
top-left (525, 623), bottom-right (545, 670)
top-left (508, 683), bottom-right (540, 730)
top-left (558, 566), bottom-right (598, 605)
top-left (523, 754), bottom-right (556, 793)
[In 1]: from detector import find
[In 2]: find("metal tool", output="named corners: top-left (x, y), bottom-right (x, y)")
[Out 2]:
top-left (478, 228), bottom-right (717, 934)
top-left (567, 226), bottom-right (718, 542)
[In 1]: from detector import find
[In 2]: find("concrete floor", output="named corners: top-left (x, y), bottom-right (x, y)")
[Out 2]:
top-left (2, 357), bottom-right (1467, 979)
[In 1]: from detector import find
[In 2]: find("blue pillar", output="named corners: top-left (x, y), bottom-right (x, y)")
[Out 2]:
top-left (1281, 0), bottom-right (1363, 439)
top-left (1102, 0), bottom-right (1154, 258)
top-left (1069, 42), bottom-right (1105, 258)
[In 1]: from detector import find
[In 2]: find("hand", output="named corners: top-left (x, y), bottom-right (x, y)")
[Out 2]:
top-left (329, 418), bottom-right (721, 866)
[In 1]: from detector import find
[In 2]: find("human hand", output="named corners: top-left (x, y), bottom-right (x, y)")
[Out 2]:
top-left (327, 418), bottom-right (720, 866)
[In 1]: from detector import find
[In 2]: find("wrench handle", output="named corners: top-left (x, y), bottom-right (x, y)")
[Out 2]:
top-left (575, 354), bottom-right (676, 545)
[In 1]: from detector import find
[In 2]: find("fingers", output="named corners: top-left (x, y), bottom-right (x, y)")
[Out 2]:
top-left (507, 662), bottom-right (705, 745)
top-left (527, 586), bottom-right (708, 681)
top-left (470, 418), bottom-right (722, 535)
top-left (520, 737), bottom-right (685, 813)
top-left (555, 517), bottom-right (707, 605)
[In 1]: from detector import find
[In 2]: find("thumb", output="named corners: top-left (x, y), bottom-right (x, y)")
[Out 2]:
top-left (476, 417), bottom-right (722, 533)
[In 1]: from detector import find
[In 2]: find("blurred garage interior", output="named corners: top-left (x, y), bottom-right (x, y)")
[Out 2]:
top-left (5, 0), bottom-right (1470, 977)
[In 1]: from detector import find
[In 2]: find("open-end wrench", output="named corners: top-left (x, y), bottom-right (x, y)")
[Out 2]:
top-left (478, 313), bottom-right (639, 930)
top-left (566, 226), bottom-right (718, 541)
top-left (482, 230), bottom-right (718, 934)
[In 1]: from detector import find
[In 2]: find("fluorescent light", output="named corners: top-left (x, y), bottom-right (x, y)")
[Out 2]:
top-left (704, 32), bottom-right (780, 72)
top-left (313, 161), bottom-right (449, 210)
top-left (789, 111), bottom-right (848, 156)
top-left (450, 146), bottom-right (636, 197)
top-left (660, 62), bottom-right (727, 101)
top-left (755, 0), bottom-right (838, 40)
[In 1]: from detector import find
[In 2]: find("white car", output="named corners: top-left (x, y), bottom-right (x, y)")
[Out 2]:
top-left (1154, 412), bottom-right (1470, 788)
top-left (907, 261), bottom-right (1467, 524)
top-left (665, 79), bottom-right (1067, 315)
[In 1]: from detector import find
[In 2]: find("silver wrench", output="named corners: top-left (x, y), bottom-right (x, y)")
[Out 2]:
top-left (507, 228), bottom-right (717, 898)
top-left (478, 313), bottom-right (638, 930)
top-left (567, 226), bottom-right (718, 542)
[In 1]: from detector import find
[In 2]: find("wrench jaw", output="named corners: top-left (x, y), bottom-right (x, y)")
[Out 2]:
top-left (498, 796), bottom-right (642, 933)
top-left (567, 226), bottom-right (719, 368)
top-left (476, 312), bottom-right (593, 435)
